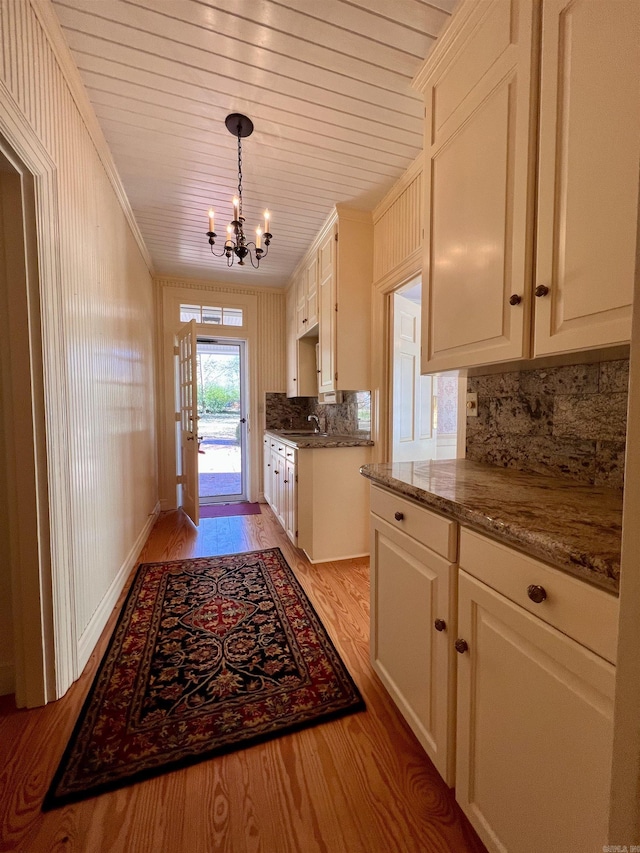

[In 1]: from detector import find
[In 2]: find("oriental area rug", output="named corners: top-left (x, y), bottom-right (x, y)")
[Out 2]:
top-left (43, 549), bottom-right (364, 810)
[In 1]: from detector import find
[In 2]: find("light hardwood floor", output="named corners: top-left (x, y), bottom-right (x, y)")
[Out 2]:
top-left (0, 507), bottom-right (486, 853)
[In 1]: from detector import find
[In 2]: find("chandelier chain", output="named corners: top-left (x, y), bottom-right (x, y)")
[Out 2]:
top-left (237, 129), bottom-right (243, 218)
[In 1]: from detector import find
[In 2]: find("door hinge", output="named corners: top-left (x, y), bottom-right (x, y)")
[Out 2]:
top-left (295, 529), bottom-right (298, 539)
top-left (334, 232), bottom-right (338, 242)
top-left (176, 474), bottom-right (186, 485)
top-left (173, 345), bottom-right (180, 356)
top-left (335, 372), bottom-right (338, 381)
top-left (335, 302), bottom-right (338, 312)
top-left (175, 412), bottom-right (181, 422)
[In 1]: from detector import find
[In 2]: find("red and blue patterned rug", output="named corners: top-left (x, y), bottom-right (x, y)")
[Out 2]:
top-left (43, 549), bottom-right (364, 809)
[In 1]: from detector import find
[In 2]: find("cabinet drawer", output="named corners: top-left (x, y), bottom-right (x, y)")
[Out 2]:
top-left (370, 485), bottom-right (457, 561)
top-left (459, 528), bottom-right (619, 664)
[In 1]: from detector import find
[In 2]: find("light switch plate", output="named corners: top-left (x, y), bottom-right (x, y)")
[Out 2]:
top-left (466, 392), bottom-right (478, 417)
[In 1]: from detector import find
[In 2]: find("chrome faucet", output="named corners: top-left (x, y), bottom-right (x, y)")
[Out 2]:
top-left (307, 414), bottom-right (320, 434)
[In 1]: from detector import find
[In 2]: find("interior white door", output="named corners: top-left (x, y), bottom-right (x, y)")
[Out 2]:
top-left (177, 320), bottom-right (199, 526)
top-left (392, 293), bottom-right (434, 462)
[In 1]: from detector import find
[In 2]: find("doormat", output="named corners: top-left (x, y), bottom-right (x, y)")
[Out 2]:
top-left (199, 502), bottom-right (261, 518)
top-left (43, 549), bottom-right (364, 809)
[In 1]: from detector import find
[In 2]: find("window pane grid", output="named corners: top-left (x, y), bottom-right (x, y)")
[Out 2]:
top-left (180, 303), bottom-right (244, 327)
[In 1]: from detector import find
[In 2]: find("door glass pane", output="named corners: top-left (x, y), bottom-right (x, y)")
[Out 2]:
top-left (196, 341), bottom-right (244, 501)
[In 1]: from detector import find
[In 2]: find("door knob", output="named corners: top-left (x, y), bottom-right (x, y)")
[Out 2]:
top-left (509, 294), bottom-right (521, 305)
top-left (434, 619), bottom-right (446, 632)
top-left (394, 511), bottom-right (404, 521)
top-left (535, 284), bottom-right (550, 297)
top-left (455, 639), bottom-right (469, 654)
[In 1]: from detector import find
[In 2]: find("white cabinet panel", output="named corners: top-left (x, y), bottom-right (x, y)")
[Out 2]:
top-left (370, 513), bottom-right (457, 784)
top-left (317, 228), bottom-right (336, 394)
top-left (534, 0), bottom-right (640, 354)
top-left (420, 0), bottom-right (537, 371)
top-left (456, 569), bottom-right (615, 853)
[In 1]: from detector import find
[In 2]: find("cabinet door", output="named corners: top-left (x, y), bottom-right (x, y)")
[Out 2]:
top-left (263, 438), bottom-right (272, 504)
top-left (455, 570), bottom-right (615, 853)
top-left (271, 448), bottom-right (285, 525)
top-left (283, 455), bottom-right (297, 544)
top-left (306, 255), bottom-right (318, 329)
top-left (317, 229), bottom-right (336, 394)
top-left (533, 0), bottom-right (640, 355)
top-left (296, 274), bottom-right (307, 336)
top-left (286, 290), bottom-right (298, 398)
top-left (370, 514), bottom-right (457, 785)
top-left (420, 0), bottom-right (538, 372)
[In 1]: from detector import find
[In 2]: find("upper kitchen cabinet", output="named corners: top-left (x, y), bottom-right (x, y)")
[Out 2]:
top-left (286, 284), bottom-right (317, 398)
top-left (288, 205), bottom-right (373, 396)
top-left (414, 0), bottom-right (640, 373)
top-left (324, 206), bottom-right (373, 393)
top-left (296, 255), bottom-right (319, 337)
top-left (534, 0), bottom-right (640, 355)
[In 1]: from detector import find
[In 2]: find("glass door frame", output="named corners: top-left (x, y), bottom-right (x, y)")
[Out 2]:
top-left (196, 336), bottom-right (248, 505)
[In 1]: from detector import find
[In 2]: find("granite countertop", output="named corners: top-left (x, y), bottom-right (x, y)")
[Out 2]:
top-left (360, 459), bottom-right (623, 593)
top-left (266, 429), bottom-right (374, 449)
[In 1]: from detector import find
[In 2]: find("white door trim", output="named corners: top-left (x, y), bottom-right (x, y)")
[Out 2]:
top-left (0, 81), bottom-right (76, 705)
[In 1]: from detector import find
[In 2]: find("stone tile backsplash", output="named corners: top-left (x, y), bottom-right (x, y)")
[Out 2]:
top-left (265, 392), bottom-right (370, 436)
top-left (466, 359), bottom-right (629, 489)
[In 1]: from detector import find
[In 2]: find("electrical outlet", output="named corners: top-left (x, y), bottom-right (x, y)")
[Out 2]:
top-left (466, 392), bottom-right (478, 417)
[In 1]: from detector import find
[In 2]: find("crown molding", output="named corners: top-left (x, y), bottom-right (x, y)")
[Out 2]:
top-left (154, 275), bottom-right (286, 297)
top-left (412, 0), bottom-right (480, 93)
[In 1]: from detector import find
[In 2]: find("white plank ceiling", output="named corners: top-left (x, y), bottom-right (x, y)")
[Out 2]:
top-left (51, 0), bottom-right (458, 288)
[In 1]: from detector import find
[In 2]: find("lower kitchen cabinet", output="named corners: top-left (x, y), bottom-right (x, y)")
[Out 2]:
top-left (370, 488), bottom-right (457, 784)
top-left (264, 437), bottom-right (297, 538)
top-left (264, 435), bottom-right (371, 562)
top-left (368, 485), bottom-right (619, 853)
top-left (455, 530), bottom-right (618, 853)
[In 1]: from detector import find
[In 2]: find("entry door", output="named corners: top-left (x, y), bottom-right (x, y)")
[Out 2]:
top-left (177, 320), bottom-right (199, 525)
top-left (392, 293), bottom-right (435, 462)
top-left (197, 339), bottom-right (247, 504)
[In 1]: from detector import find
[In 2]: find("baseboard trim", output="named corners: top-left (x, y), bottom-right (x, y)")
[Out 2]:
top-left (77, 502), bottom-right (161, 674)
top-left (304, 550), bottom-right (370, 565)
top-left (0, 661), bottom-right (15, 696)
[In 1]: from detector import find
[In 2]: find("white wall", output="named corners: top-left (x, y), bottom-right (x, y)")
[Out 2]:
top-left (0, 0), bottom-right (158, 697)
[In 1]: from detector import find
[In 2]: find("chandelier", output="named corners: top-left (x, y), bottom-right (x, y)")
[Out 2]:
top-left (206, 113), bottom-right (272, 268)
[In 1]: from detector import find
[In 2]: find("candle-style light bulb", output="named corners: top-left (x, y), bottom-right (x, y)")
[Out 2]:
top-left (256, 227), bottom-right (262, 250)
top-left (226, 224), bottom-right (233, 247)
top-left (208, 208), bottom-right (215, 233)
top-left (233, 197), bottom-right (239, 221)
top-left (264, 209), bottom-right (270, 233)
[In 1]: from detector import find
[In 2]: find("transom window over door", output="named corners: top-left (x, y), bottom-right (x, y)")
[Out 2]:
top-left (180, 303), bottom-right (244, 327)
